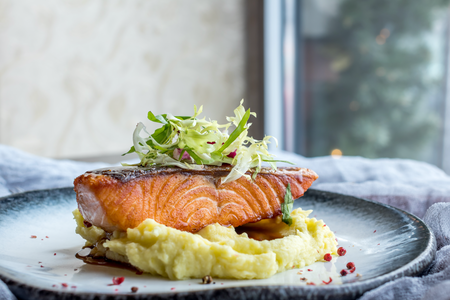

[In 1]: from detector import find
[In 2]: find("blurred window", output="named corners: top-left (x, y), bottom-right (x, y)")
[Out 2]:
top-left (267, 0), bottom-right (450, 173)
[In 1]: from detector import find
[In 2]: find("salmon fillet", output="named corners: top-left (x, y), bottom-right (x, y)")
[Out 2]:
top-left (74, 166), bottom-right (318, 233)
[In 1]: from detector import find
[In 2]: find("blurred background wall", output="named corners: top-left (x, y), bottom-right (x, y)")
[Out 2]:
top-left (2, 0), bottom-right (448, 174)
top-left (0, 0), bottom-right (250, 159)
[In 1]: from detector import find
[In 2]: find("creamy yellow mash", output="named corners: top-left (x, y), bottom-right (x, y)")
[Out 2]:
top-left (73, 209), bottom-right (337, 280)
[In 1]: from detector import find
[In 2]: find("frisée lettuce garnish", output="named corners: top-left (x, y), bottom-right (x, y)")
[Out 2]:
top-left (123, 100), bottom-right (292, 183)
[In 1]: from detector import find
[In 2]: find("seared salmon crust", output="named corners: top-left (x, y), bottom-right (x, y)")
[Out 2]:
top-left (74, 166), bottom-right (318, 233)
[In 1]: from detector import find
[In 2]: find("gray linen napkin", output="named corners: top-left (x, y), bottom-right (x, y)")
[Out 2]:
top-left (0, 280), bottom-right (16, 300)
top-left (0, 145), bottom-right (109, 197)
top-left (1, 145), bottom-right (450, 300)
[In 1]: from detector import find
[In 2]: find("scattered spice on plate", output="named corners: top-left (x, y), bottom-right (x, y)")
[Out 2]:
top-left (324, 253), bottom-right (332, 261)
top-left (340, 269), bottom-right (348, 276)
top-left (31, 235), bottom-right (37, 239)
top-left (131, 287), bottom-right (139, 293)
top-left (300, 277), bottom-right (307, 281)
top-left (61, 283), bottom-right (68, 288)
top-left (202, 275), bottom-right (213, 284)
top-left (306, 282), bottom-right (315, 286)
top-left (346, 262), bottom-right (355, 269)
top-left (322, 277), bottom-right (332, 285)
top-left (171, 287), bottom-right (176, 290)
top-left (373, 230), bottom-right (376, 233)
top-left (307, 269), bottom-right (313, 272)
top-left (109, 277), bottom-right (125, 286)
top-left (337, 247), bottom-right (347, 256)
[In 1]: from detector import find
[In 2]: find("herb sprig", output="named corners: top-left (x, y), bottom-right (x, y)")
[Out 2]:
top-left (281, 184), bottom-right (294, 226)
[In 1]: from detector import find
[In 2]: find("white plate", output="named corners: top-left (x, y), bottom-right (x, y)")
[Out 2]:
top-left (0, 188), bottom-right (435, 300)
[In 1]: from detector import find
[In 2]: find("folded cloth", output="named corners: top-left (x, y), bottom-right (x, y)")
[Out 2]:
top-left (0, 145), bottom-right (109, 197)
top-left (1, 145), bottom-right (450, 300)
top-left (0, 280), bottom-right (16, 300)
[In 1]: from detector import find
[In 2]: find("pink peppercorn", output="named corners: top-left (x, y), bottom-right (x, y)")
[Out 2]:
top-left (337, 247), bottom-right (347, 256)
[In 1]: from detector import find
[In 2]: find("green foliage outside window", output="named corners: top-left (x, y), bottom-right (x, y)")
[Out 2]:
top-left (307, 0), bottom-right (450, 162)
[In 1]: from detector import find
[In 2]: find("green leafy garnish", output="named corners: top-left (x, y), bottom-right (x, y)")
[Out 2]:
top-left (281, 184), bottom-right (294, 226)
top-left (184, 147), bottom-right (203, 165)
top-left (123, 100), bottom-right (290, 183)
top-left (211, 108), bottom-right (251, 160)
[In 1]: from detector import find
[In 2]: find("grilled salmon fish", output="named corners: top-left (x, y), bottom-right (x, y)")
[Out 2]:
top-left (74, 166), bottom-right (318, 233)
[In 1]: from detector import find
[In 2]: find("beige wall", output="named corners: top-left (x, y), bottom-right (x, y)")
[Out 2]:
top-left (0, 0), bottom-right (245, 159)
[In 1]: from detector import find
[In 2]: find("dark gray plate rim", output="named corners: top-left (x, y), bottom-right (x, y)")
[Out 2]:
top-left (0, 188), bottom-right (436, 300)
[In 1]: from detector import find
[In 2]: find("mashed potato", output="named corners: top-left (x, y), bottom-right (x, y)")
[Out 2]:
top-left (73, 209), bottom-right (337, 280)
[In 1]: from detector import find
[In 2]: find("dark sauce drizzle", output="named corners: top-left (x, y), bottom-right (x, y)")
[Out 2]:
top-left (75, 250), bottom-right (143, 275)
